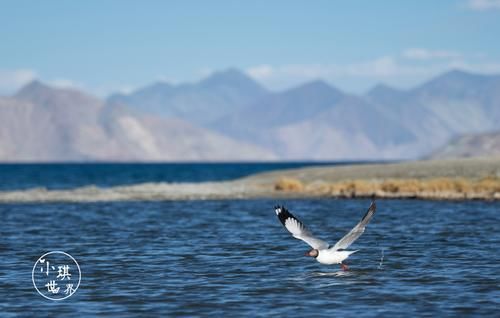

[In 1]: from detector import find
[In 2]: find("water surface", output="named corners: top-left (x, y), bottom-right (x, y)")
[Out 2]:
top-left (1, 199), bottom-right (499, 317)
top-left (0, 162), bottom-right (351, 190)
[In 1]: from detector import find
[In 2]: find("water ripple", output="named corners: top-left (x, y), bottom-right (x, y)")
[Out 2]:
top-left (1, 199), bottom-right (499, 317)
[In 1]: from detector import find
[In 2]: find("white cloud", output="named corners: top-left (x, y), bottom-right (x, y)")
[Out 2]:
top-left (90, 83), bottom-right (138, 97)
top-left (49, 78), bottom-right (85, 90)
top-left (247, 65), bottom-right (274, 79)
top-left (0, 69), bottom-right (142, 97)
top-left (0, 69), bottom-right (37, 95)
top-left (49, 79), bottom-right (141, 97)
top-left (447, 59), bottom-right (500, 73)
top-left (113, 85), bottom-right (136, 95)
top-left (402, 48), bottom-right (462, 60)
top-left (244, 50), bottom-right (500, 92)
top-left (246, 57), bottom-right (432, 83)
top-left (466, 0), bottom-right (500, 10)
top-left (198, 67), bottom-right (215, 79)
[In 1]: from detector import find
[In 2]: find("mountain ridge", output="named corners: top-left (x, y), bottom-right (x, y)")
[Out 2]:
top-left (1, 68), bottom-right (499, 161)
top-left (0, 80), bottom-right (276, 161)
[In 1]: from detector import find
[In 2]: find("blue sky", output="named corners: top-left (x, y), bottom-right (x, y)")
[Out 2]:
top-left (1, 0), bottom-right (500, 95)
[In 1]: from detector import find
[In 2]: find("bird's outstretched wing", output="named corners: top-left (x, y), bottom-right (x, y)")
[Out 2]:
top-left (275, 206), bottom-right (329, 250)
top-left (330, 201), bottom-right (376, 251)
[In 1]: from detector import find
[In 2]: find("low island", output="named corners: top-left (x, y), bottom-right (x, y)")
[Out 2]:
top-left (1, 157), bottom-right (499, 202)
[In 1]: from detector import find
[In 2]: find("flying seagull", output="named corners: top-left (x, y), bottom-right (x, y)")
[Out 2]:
top-left (274, 201), bottom-right (376, 270)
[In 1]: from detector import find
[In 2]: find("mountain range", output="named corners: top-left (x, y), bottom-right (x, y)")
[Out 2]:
top-left (429, 131), bottom-right (500, 159)
top-left (0, 68), bottom-right (499, 161)
top-left (0, 79), bottom-right (275, 161)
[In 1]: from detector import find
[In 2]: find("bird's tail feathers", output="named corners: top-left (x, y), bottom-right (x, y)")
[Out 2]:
top-left (346, 250), bottom-right (359, 256)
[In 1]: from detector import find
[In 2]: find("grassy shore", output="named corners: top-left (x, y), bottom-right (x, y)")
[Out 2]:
top-left (251, 157), bottom-right (500, 200)
top-left (0, 157), bottom-right (499, 202)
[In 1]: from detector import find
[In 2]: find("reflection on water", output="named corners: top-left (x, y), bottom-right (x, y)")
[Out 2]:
top-left (1, 199), bottom-right (499, 317)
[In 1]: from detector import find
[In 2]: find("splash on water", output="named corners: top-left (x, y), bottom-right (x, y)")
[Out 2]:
top-left (378, 248), bottom-right (385, 270)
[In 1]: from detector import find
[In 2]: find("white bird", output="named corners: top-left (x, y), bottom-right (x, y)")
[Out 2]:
top-left (274, 201), bottom-right (376, 270)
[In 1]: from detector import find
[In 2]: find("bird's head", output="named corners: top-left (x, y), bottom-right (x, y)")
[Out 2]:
top-left (305, 249), bottom-right (318, 258)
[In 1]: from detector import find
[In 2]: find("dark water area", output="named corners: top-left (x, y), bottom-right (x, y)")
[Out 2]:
top-left (1, 199), bottom-right (499, 317)
top-left (0, 162), bottom-right (353, 191)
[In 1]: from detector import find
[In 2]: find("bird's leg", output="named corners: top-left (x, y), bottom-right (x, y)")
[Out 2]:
top-left (340, 262), bottom-right (349, 271)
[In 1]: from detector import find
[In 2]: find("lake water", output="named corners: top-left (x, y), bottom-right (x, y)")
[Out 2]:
top-left (0, 162), bottom-right (347, 190)
top-left (0, 164), bottom-right (499, 317)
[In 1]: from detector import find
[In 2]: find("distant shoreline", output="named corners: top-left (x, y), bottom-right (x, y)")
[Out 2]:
top-left (244, 157), bottom-right (500, 201)
top-left (0, 158), bottom-right (499, 202)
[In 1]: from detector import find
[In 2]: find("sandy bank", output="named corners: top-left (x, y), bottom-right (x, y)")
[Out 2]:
top-left (245, 157), bottom-right (500, 200)
top-left (0, 158), bottom-right (499, 202)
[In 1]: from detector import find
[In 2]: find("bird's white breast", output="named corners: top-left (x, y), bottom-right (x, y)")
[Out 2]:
top-left (316, 250), bottom-right (353, 265)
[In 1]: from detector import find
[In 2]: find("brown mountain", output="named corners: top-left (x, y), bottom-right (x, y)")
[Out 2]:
top-left (0, 81), bottom-right (276, 161)
top-left (1, 68), bottom-right (500, 161)
top-left (108, 68), bottom-right (268, 125)
top-left (429, 131), bottom-right (500, 159)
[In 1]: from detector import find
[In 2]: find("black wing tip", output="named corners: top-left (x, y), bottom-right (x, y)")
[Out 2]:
top-left (274, 205), bottom-right (292, 213)
top-left (359, 200), bottom-right (376, 222)
top-left (274, 205), bottom-right (286, 213)
top-left (274, 205), bottom-right (296, 226)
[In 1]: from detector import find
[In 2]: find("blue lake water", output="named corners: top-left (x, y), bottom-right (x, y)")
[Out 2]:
top-left (0, 164), bottom-right (499, 317)
top-left (0, 162), bottom-right (348, 190)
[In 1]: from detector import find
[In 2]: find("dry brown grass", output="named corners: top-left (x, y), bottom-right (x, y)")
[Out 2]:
top-left (335, 177), bottom-right (500, 195)
top-left (327, 180), bottom-right (379, 197)
top-left (274, 175), bottom-right (500, 199)
top-left (305, 181), bottom-right (332, 194)
top-left (274, 177), bottom-right (305, 191)
top-left (419, 178), bottom-right (462, 192)
top-left (473, 176), bottom-right (500, 193)
top-left (380, 180), bottom-right (400, 193)
top-left (378, 178), bottom-right (470, 193)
